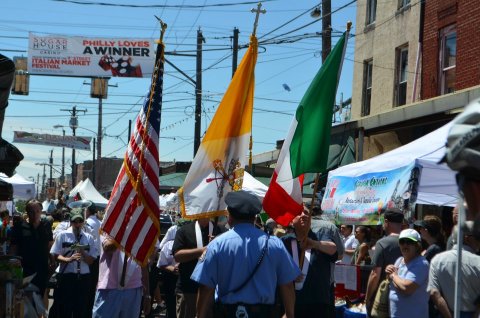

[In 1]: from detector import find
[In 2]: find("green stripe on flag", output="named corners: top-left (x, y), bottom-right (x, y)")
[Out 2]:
top-left (290, 32), bottom-right (347, 178)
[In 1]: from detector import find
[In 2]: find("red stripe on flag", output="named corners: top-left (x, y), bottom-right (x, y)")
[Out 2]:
top-left (138, 181), bottom-right (159, 215)
top-left (138, 224), bottom-right (158, 261)
top-left (107, 168), bottom-right (126, 205)
top-left (127, 138), bottom-right (158, 186)
top-left (102, 175), bottom-right (133, 233)
top-left (125, 205), bottom-right (148, 252)
top-left (116, 196), bottom-right (140, 242)
top-left (135, 117), bottom-right (159, 160)
top-left (263, 171), bottom-right (304, 226)
top-left (133, 224), bottom-right (156, 262)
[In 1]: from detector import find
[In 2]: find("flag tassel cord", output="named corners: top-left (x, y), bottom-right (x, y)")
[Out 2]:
top-left (309, 21), bottom-right (351, 215)
top-left (133, 18), bottom-right (167, 198)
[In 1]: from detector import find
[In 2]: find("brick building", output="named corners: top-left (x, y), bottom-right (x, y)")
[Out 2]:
top-left (421, 0), bottom-right (480, 99)
top-left (344, 0), bottom-right (480, 162)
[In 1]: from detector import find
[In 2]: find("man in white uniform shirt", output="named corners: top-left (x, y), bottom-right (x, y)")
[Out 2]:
top-left (50, 209), bottom-right (98, 317)
top-left (340, 225), bottom-right (358, 264)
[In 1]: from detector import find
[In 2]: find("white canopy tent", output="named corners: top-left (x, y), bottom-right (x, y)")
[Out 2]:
top-left (327, 121), bottom-right (458, 207)
top-left (0, 173), bottom-right (36, 200)
top-left (160, 171), bottom-right (269, 212)
top-left (69, 178), bottom-right (108, 208)
top-left (326, 121), bottom-right (471, 318)
top-left (243, 171), bottom-right (268, 201)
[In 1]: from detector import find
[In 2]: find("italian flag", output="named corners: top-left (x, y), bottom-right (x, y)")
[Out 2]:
top-left (263, 30), bottom-right (349, 226)
top-left (178, 35), bottom-right (258, 219)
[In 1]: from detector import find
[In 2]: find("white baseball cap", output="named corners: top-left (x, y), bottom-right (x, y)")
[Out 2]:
top-left (399, 229), bottom-right (421, 242)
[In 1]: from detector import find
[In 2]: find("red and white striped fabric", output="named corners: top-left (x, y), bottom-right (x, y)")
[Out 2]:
top-left (100, 42), bottom-right (164, 266)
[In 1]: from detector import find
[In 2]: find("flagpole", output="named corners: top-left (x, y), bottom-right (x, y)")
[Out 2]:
top-left (247, 3), bottom-right (266, 171)
top-left (309, 21), bottom-right (351, 214)
top-left (117, 19), bottom-right (167, 279)
top-left (250, 2), bottom-right (266, 37)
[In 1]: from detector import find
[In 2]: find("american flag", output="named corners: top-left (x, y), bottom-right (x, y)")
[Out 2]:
top-left (100, 41), bottom-right (164, 266)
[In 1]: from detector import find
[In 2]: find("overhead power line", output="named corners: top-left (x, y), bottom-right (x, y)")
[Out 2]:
top-left (50, 0), bottom-right (277, 8)
top-left (259, 0), bottom-right (357, 44)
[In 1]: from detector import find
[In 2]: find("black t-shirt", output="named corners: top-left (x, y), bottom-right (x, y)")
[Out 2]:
top-left (371, 235), bottom-right (401, 282)
top-left (282, 231), bottom-right (337, 305)
top-left (172, 221), bottom-right (226, 293)
top-left (11, 219), bottom-right (53, 290)
top-left (424, 243), bottom-right (444, 262)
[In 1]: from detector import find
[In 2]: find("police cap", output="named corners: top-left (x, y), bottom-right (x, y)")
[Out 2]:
top-left (225, 190), bottom-right (262, 219)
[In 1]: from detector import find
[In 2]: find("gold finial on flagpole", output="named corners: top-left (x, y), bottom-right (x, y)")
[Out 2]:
top-left (251, 2), bottom-right (266, 36)
top-left (154, 16), bottom-right (168, 44)
top-left (346, 21), bottom-right (352, 32)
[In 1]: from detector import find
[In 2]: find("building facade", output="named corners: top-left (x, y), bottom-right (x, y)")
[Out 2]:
top-left (421, 0), bottom-right (480, 99)
top-left (350, 0), bottom-right (480, 161)
top-left (352, 0), bottom-right (421, 119)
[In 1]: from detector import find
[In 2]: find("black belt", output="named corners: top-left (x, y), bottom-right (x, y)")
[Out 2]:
top-left (215, 303), bottom-right (273, 318)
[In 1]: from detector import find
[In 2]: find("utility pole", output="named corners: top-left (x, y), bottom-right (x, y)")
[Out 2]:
top-left (41, 164), bottom-right (46, 200)
top-left (92, 137), bottom-right (96, 186)
top-left (61, 129), bottom-right (65, 186)
top-left (49, 149), bottom-right (53, 187)
top-left (71, 106), bottom-right (77, 187)
top-left (98, 91), bottom-right (103, 160)
top-left (322, 0), bottom-right (332, 62)
top-left (36, 173), bottom-right (40, 200)
top-left (232, 27), bottom-right (240, 77)
top-left (84, 78), bottom-right (117, 160)
top-left (194, 28), bottom-right (205, 156)
top-left (60, 105), bottom-right (87, 187)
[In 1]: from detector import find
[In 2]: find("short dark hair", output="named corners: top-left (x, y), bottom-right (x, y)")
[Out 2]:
top-left (384, 208), bottom-right (404, 223)
top-left (26, 200), bottom-right (42, 214)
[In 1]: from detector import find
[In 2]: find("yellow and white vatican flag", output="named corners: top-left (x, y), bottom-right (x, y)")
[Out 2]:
top-left (178, 35), bottom-right (258, 219)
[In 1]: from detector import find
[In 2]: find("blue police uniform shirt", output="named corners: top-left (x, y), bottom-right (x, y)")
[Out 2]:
top-left (191, 223), bottom-right (300, 305)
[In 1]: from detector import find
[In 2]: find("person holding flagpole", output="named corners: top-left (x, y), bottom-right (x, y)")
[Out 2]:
top-left (282, 204), bottom-right (338, 318)
top-left (96, 17), bottom-right (166, 318)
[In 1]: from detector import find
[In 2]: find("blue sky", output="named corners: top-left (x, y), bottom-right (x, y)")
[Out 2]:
top-left (1, 0), bottom-right (357, 182)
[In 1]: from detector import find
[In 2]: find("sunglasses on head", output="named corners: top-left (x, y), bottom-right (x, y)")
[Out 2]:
top-left (399, 238), bottom-right (416, 245)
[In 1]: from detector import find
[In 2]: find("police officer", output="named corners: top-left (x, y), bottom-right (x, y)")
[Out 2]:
top-left (191, 190), bottom-right (300, 318)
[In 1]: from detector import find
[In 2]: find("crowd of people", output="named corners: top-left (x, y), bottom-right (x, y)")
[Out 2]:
top-left (1, 101), bottom-right (480, 318)
top-left (1, 193), bottom-right (478, 318)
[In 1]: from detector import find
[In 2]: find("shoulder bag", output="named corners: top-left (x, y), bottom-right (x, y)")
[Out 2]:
top-left (371, 278), bottom-right (390, 318)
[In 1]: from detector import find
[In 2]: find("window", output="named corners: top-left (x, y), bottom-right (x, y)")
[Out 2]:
top-left (395, 46), bottom-right (408, 106)
top-left (362, 60), bottom-right (373, 116)
top-left (366, 0), bottom-right (377, 25)
top-left (398, 0), bottom-right (410, 9)
top-left (439, 25), bottom-right (456, 95)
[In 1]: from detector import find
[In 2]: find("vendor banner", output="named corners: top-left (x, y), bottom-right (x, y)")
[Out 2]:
top-left (28, 33), bottom-right (154, 77)
top-left (321, 162), bottom-right (421, 225)
top-left (13, 131), bottom-right (91, 150)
